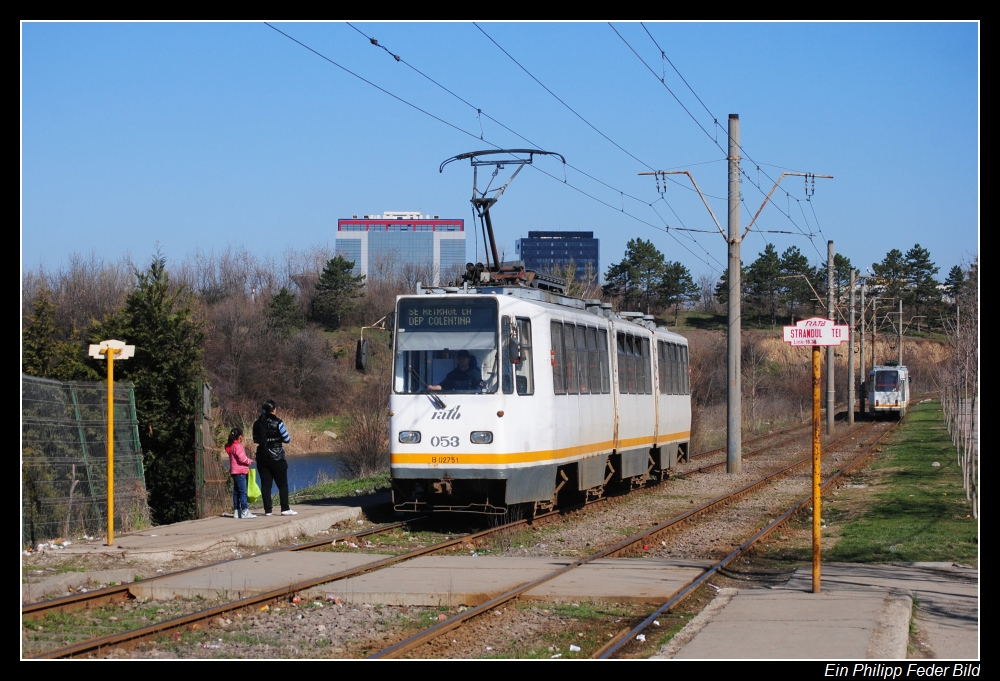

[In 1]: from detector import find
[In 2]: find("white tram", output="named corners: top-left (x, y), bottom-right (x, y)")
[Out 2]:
top-left (389, 285), bottom-right (692, 514)
top-left (866, 361), bottom-right (910, 420)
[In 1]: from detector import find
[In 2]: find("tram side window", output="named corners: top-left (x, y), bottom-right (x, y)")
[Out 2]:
top-left (564, 324), bottom-right (579, 395)
top-left (617, 332), bottom-right (627, 393)
top-left (586, 327), bottom-right (600, 395)
top-left (574, 325), bottom-right (589, 394)
top-left (632, 335), bottom-right (642, 394)
top-left (631, 335), bottom-right (641, 393)
top-left (681, 345), bottom-right (690, 394)
top-left (629, 335), bottom-right (640, 394)
top-left (551, 322), bottom-right (565, 394)
top-left (515, 318), bottom-right (534, 395)
top-left (641, 338), bottom-right (652, 394)
top-left (656, 341), bottom-right (687, 395)
top-left (599, 329), bottom-right (611, 393)
top-left (501, 316), bottom-right (514, 395)
top-left (670, 343), bottom-right (679, 394)
top-left (656, 341), bottom-right (665, 394)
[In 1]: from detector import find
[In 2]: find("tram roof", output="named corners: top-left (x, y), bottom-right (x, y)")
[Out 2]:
top-left (401, 284), bottom-right (685, 340)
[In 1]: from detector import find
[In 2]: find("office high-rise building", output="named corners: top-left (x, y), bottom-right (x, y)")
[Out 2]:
top-left (515, 231), bottom-right (599, 279)
top-left (336, 212), bottom-right (465, 286)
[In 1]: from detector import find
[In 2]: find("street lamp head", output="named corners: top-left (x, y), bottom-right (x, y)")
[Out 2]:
top-left (88, 339), bottom-right (135, 360)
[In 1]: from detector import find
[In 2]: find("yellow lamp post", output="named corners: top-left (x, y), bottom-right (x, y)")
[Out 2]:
top-left (88, 340), bottom-right (135, 546)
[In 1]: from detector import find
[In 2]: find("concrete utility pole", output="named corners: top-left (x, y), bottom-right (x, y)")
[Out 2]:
top-left (859, 279), bottom-right (867, 414)
top-left (642, 118), bottom-right (831, 476)
top-left (872, 297), bottom-right (878, 369)
top-left (848, 269), bottom-right (856, 426)
top-left (727, 114), bottom-right (742, 473)
top-left (898, 299), bottom-right (904, 365)
top-left (826, 241), bottom-right (835, 436)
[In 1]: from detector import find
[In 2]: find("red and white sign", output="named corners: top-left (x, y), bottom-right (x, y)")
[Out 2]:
top-left (782, 317), bottom-right (849, 346)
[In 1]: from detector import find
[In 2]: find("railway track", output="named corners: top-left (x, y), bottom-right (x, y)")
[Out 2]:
top-left (22, 520), bottom-right (414, 621)
top-left (26, 511), bottom-right (577, 658)
top-left (597, 419), bottom-right (900, 658)
top-left (368, 420), bottom-right (891, 658)
top-left (22, 420), bottom-right (817, 621)
top-left (23, 416), bottom-right (875, 659)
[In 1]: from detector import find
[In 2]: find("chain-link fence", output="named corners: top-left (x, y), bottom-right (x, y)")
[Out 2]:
top-left (21, 375), bottom-right (150, 548)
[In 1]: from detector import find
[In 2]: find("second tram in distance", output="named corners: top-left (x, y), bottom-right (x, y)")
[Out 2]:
top-left (867, 360), bottom-right (910, 420)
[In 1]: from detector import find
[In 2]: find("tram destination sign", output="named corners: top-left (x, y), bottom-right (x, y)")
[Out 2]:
top-left (398, 298), bottom-right (496, 333)
top-left (782, 317), bottom-right (849, 346)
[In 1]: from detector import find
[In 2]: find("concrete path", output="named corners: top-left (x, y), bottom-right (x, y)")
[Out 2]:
top-left (302, 556), bottom-right (712, 607)
top-left (653, 562), bottom-right (978, 660)
top-left (129, 552), bottom-right (390, 601)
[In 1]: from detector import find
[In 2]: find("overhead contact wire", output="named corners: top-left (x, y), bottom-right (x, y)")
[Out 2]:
top-left (345, 22), bottom-right (723, 273)
top-left (621, 23), bottom-right (827, 246)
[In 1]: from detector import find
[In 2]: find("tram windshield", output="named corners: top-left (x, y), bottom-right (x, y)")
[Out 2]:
top-left (873, 370), bottom-right (900, 392)
top-left (394, 297), bottom-right (499, 394)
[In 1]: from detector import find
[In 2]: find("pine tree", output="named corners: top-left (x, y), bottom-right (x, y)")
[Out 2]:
top-left (312, 256), bottom-right (366, 330)
top-left (659, 261), bottom-right (698, 326)
top-left (944, 265), bottom-right (967, 304)
top-left (779, 246), bottom-right (814, 323)
top-left (22, 285), bottom-right (99, 381)
top-left (904, 243), bottom-right (940, 330)
top-left (872, 248), bottom-right (908, 303)
top-left (266, 287), bottom-right (305, 336)
top-left (713, 261), bottom-right (746, 306)
top-left (833, 253), bottom-right (855, 303)
top-left (93, 256), bottom-right (205, 525)
top-left (22, 287), bottom-right (59, 378)
top-left (747, 244), bottom-right (781, 326)
top-left (602, 238), bottom-right (665, 313)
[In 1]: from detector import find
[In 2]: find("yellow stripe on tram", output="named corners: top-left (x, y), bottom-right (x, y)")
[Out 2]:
top-left (392, 431), bottom-right (691, 466)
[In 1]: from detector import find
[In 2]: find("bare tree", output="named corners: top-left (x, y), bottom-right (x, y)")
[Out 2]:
top-left (941, 257), bottom-right (978, 519)
top-left (742, 333), bottom-right (771, 432)
top-left (339, 337), bottom-right (391, 477)
top-left (698, 273), bottom-right (719, 313)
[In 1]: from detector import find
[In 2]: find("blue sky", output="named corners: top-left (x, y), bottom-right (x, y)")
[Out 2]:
top-left (21, 21), bottom-right (979, 284)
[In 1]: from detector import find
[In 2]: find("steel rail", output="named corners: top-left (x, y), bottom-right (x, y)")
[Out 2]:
top-left (22, 519), bottom-right (414, 620)
top-left (690, 422), bottom-right (811, 461)
top-left (597, 421), bottom-right (899, 658)
top-left (681, 421), bottom-right (877, 477)
top-left (30, 512), bottom-right (558, 659)
top-left (27, 419), bottom-right (877, 658)
top-left (368, 422), bottom-right (880, 658)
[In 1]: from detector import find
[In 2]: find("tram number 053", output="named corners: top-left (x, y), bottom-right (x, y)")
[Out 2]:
top-left (430, 436), bottom-right (460, 448)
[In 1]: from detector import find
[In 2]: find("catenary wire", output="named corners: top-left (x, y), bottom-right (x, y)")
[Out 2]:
top-left (266, 23), bottom-right (725, 275)
top-left (620, 23), bottom-right (830, 248)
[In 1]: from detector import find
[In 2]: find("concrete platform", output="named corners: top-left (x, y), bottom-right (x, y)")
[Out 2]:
top-left (21, 568), bottom-right (139, 604)
top-left (653, 563), bottom-right (979, 660)
top-left (785, 562), bottom-right (979, 660)
top-left (302, 556), bottom-right (712, 607)
top-left (44, 497), bottom-right (382, 564)
top-left (129, 552), bottom-right (391, 601)
top-left (24, 501), bottom-right (978, 661)
top-left (121, 550), bottom-right (710, 607)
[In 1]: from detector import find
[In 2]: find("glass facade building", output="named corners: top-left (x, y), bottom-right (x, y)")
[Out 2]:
top-left (335, 212), bottom-right (465, 286)
top-left (515, 231), bottom-right (599, 280)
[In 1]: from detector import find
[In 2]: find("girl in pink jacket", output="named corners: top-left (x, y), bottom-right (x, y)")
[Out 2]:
top-left (225, 427), bottom-right (256, 519)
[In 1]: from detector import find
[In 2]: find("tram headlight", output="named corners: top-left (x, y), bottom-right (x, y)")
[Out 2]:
top-left (470, 431), bottom-right (493, 444)
top-left (398, 431), bottom-right (421, 444)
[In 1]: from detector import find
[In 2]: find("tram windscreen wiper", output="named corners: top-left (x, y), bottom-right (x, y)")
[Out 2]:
top-left (409, 369), bottom-right (446, 409)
